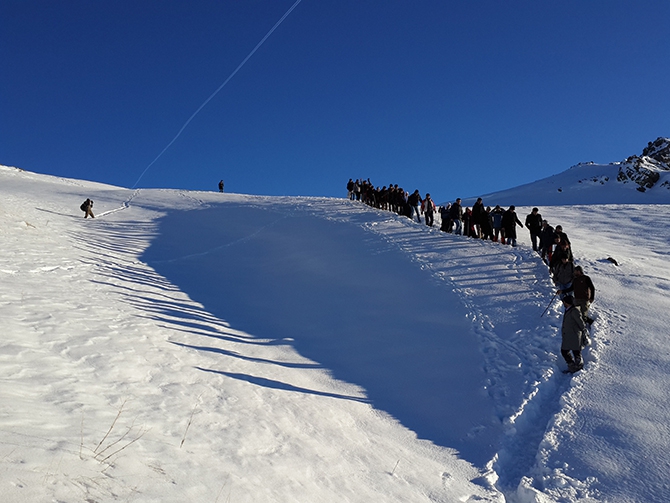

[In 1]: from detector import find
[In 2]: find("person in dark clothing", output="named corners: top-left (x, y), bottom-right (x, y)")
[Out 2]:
top-left (553, 255), bottom-right (575, 300)
top-left (408, 190), bottom-right (422, 223)
top-left (463, 207), bottom-right (473, 237)
top-left (450, 198), bottom-right (463, 235)
top-left (472, 198), bottom-right (486, 238)
top-left (421, 193), bottom-right (436, 226)
top-left (568, 266), bottom-right (596, 323)
top-left (439, 204), bottom-right (452, 232)
top-left (525, 207), bottom-right (543, 252)
top-left (346, 179), bottom-right (355, 199)
top-left (80, 198), bottom-right (95, 219)
top-left (550, 239), bottom-right (573, 274)
top-left (539, 220), bottom-right (555, 264)
top-left (218, 180), bottom-right (224, 193)
top-left (561, 296), bottom-right (585, 373)
top-left (554, 225), bottom-right (570, 245)
top-left (501, 205), bottom-right (523, 246)
top-left (491, 205), bottom-right (504, 242)
top-left (481, 207), bottom-right (494, 240)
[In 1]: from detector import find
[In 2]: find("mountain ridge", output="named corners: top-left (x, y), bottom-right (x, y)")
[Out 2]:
top-left (463, 137), bottom-right (670, 206)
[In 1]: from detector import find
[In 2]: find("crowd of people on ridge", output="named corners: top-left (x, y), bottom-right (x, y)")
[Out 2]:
top-left (346, 178), bottom-right (596, 374)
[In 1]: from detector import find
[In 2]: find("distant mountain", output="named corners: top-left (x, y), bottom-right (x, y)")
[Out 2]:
top-left (464, 137), bottom-right (670, 206)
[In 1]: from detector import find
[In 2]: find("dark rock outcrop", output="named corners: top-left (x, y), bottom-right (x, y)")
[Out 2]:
top-left (617, 137), bottom-right (669, 192)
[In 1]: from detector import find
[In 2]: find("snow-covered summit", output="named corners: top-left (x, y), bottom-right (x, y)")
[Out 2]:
top-left (464, 137), bottom-right (670, 206)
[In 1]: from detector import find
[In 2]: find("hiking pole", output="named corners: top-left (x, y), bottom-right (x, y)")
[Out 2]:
top-left (541, 291), bottom-right (558, 317)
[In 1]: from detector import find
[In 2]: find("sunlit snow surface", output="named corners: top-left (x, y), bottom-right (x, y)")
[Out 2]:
top-left (1, 164), bottom-right (669, 502)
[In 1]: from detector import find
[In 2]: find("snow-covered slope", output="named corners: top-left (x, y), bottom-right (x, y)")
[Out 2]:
top-left (464, 137), bottom-right (670, 206)
top-left (2, 164), bottom-right (670, 503)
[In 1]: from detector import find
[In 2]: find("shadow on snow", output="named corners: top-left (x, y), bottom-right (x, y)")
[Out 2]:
top-left (140, 203), bottom-right (503, 467)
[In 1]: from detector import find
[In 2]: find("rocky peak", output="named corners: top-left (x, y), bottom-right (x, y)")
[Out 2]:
top-left (642, 137), bottom-right (670, 165)
top-left (617, 137), bottom-right (670, 192)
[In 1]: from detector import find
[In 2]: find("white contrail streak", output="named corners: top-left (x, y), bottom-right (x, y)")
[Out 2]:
top-left (132, 0), bottom-right (303, 189)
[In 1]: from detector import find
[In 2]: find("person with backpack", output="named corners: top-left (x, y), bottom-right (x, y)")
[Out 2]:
top-left (218, 180), bottom-right (224, 193)
top-left (80, 198), bottom-right (94, 219)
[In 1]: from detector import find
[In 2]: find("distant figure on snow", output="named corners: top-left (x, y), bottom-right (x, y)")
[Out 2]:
top-left (80, 198), bottom-right (94, 219)
top-left (218, 180), bottom-right (224, 193)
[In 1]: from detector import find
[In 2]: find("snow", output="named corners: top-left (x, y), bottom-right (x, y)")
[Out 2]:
top-left (1, 163), bottom-right (670, 502)
top-left (467, 162), bottom-right (670, 206)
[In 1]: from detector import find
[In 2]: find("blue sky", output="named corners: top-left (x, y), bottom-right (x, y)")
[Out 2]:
top-left (2, 0), bottom-right (669, 203)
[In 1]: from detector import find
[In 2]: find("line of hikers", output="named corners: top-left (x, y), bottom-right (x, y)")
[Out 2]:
top-left (346, 178), bottom-right (596, 373)
top-left (346, 179), bottom-right (541, 247)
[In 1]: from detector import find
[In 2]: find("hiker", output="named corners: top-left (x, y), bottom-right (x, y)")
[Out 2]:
top-left (525, 207), bottom-right (543, 252)
top-left (218, 180), bottom-right (224, 192)
top-left (539, 220), bottom-right (555, 264)
top-left (550, 239), bottom-right (573, 275)
top-left (421, 193), bottom-right (436, 227)
top-left (463, 207), bottom-right (472, 237)
top-left (501, 205), bottom-right (523, 246)
top-left (491, 205), bottom-right (504, 242)
top-left (439, 204), bottom-right (452, 232)
top-left (80, 198), bottom-right (94, 219)
top-left (346, 179), bottom-right (355, 199)
top-left (569, 266), bottom-right (596, 324)
top-left (450, 198), bottom-right (463, 235)
top-left (408, 190), bottom-right (422, 223)
top-left (555, 225), bottom-right (570, 245)
top-left (472, 198), bottom-right (486, 238)
top-left (481, 207), bottom-right (494, 240)
top-left (561, 296), bottom-right (586, 373)
top-left (553, 255), bottom-right (575, 300)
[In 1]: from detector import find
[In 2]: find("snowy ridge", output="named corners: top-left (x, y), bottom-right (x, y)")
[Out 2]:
top-left (464, 137), bottom-right (670, 206)
top-left (2, 164), bottom-right (670, 502)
